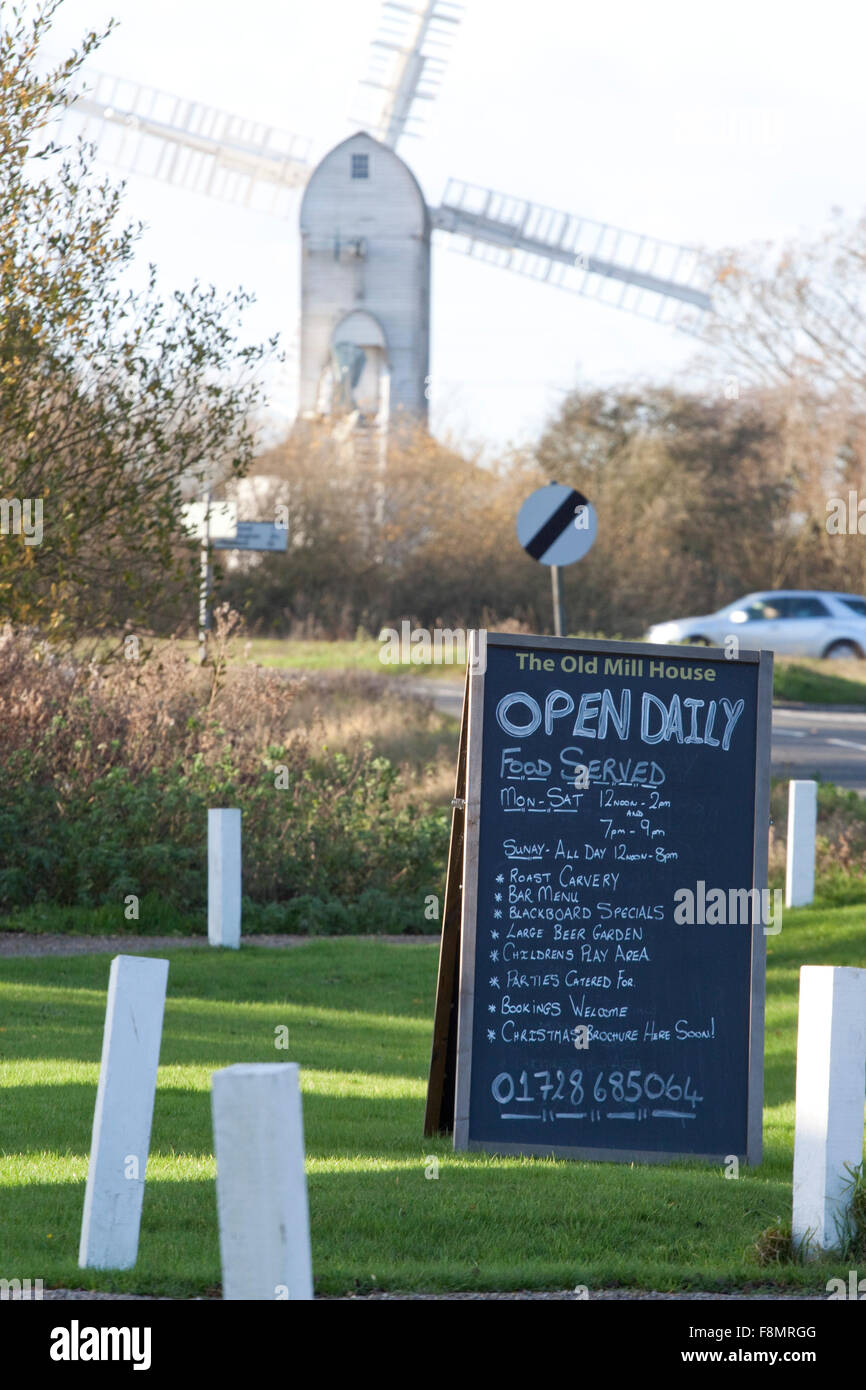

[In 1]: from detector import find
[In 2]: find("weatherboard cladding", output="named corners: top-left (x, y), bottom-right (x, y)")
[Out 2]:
top-left (300, 133), bottom-right (431, 417)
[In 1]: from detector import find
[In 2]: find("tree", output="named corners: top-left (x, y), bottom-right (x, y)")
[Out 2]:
top-left (0, 2), bottom-right (274, 643)
top-left (530, 382), bottom-right (866, 634)
top-left (701, 209), bottom-right (866, 397)
top-left (217, 420), bottom-right (549, 636)
top-left (696, 214), bottom-right (866, 600)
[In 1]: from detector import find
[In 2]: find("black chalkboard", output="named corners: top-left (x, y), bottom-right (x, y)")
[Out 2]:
top-left (451, 633), bottom-right (772, 1164)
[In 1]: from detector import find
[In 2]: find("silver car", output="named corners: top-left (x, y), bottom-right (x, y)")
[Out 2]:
top-left (645, 591), bottom-right (866, 658)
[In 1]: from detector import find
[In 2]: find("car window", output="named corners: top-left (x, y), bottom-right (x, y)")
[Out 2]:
top-left (744, 599), bottom-right (782, 621)
top-left (786, 597), bottom-right (831, 618)
top-left (839, 597), bottom-right (866, 618)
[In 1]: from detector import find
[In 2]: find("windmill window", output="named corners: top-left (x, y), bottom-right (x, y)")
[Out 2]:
top-left (351, 153), bottom-right (369, 179)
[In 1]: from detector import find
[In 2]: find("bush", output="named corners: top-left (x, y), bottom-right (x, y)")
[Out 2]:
top-left (0, 619), bottom-right (449, 930)
top-left (768, 777), bottom-right (866, 903)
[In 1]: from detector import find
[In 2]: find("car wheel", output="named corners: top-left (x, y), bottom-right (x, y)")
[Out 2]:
top-left (823, 640), bottom-right (863, 659)
top-left (685, 635), bottom-right (712, 646)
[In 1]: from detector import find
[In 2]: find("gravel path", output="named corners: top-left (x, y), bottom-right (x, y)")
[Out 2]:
top-left (25, 1286), bottom-right (826, 1301)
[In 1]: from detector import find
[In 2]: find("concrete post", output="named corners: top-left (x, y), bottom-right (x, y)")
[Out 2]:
top-left (792, 965), bottom-right (866, 1256)
top-left (211, 1063), bottom-right (313, 1300)
top-left (79, 955), bottom-right (169, 1269)
top-left (785, 780), bottom-right (817, 908)
top-left (208, 808), bottom-right (241, 948)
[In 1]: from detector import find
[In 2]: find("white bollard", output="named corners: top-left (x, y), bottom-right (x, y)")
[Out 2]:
top-left (785, 779), bottom-right (817, 908)
top-left (792, 965), bottom-right (866, 1256)
top-left (79, 955), bottom-right (169, 1269)
top-left (208, 808), bottom-right (241, 948)
top-left (211, 1063), bottom-right (313, 1300)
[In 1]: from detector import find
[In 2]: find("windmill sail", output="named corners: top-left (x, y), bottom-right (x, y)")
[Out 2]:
top-left (432, 178), bottom-right (713, 328)
top-left (58, 19), bottom-right (718, 338)
top-left (65, 68), bottom-right (312, 214)
top-left (351, 0), bottom-right (464, 148)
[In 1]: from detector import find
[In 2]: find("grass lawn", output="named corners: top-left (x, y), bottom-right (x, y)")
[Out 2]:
top-left (1, 918), bottom-right (864, 1297)
top-left (179, 636), bottom-right (466, 680)
top-left (222, 639), bottom-right (866, 704)
top-left (235, 642), bottom-right (866, 705)
top-left (773, 656), bottom-right (866, 707)
top-left (84, 634), bottom-right (866, 704)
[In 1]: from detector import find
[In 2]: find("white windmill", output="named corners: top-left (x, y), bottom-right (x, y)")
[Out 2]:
top-left (64, 0), bottom-right (715, 451)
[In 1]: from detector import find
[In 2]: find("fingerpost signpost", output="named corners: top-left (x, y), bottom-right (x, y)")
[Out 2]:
top-left (182, 498), bottom-right (289, 662)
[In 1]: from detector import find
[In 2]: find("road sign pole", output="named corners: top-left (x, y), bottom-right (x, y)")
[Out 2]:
top-left (516, 483), bottom-right (596, 631)
top-left (551, 564), bottom-right (564, 637)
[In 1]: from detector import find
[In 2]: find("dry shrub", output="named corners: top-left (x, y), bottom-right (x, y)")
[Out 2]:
top-left (217, 421), bottom-right (549, 637)
top-left (753, 1224), bottom-right (795, 1265)
top-left (0, 613), bottom-right (449, 927)
top-left (768, 778), bottom-right (866, 901)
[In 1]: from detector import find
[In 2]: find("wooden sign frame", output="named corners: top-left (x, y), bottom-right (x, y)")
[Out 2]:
top-left (423, 669), bottom-right (468, 1136)
top-left (426, 633), bottom-right (773, 1165)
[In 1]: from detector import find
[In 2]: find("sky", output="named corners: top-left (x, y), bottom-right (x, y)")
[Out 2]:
top-left (39, 0), bottom-right (866, 451)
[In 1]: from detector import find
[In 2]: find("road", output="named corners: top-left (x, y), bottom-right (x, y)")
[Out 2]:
top-left (771, 707), bottom-right (866, 795)
top-left (406, 679), bottom-right (866, 796)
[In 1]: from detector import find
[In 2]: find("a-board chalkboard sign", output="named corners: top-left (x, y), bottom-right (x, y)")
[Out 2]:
top-left (426, 633), bottom-right (772, 1165)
